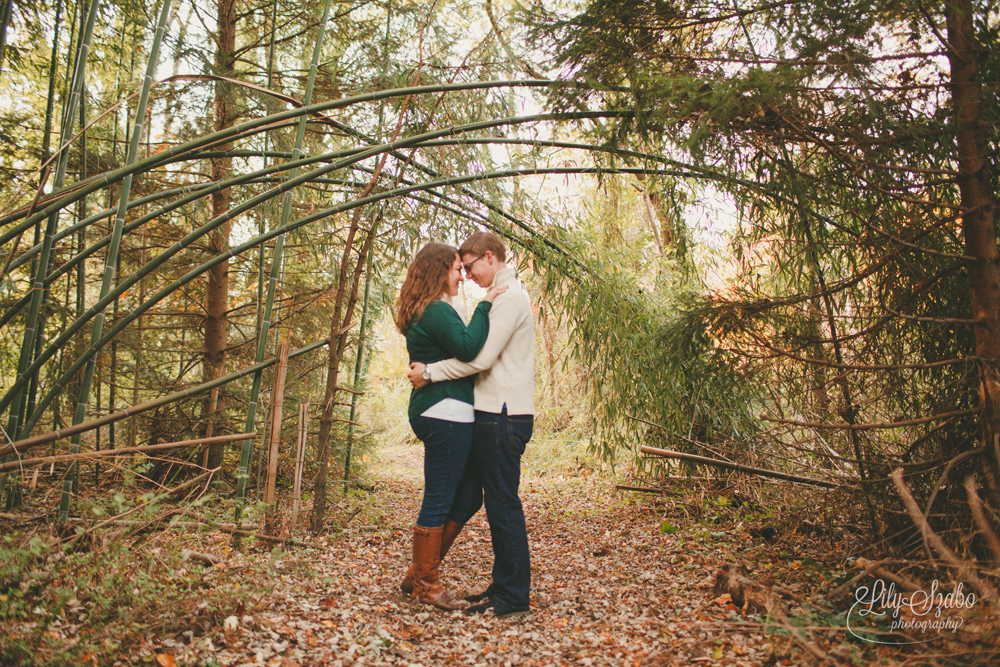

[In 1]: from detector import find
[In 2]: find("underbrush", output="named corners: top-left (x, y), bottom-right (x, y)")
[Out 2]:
top-left (621, 472), bottom-right (1000, 667)
top-left (0, 466), bottom-right (380, 666)
top-left (0, 522), bottom-right (259, 665)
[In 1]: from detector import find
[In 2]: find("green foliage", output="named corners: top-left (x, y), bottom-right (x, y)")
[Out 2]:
top-left (0, 489), bottom-right (260, 664)
top-left (518, 0), bottom-right (1000, 543)
top-left (523, 175), bottom-right (762, 465)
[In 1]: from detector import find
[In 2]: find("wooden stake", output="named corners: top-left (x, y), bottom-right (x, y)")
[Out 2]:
top-left (291, 401), bottom-right (308, 529)
top-left (264, 340), bottom-right (290, 535)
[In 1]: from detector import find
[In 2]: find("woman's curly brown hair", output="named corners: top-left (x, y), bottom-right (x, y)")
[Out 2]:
top-left (395, 243), bottom-right (459, 334)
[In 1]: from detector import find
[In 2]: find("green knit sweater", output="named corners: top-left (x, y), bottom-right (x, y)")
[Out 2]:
top-left (406, 299), bottom-right (491, 421)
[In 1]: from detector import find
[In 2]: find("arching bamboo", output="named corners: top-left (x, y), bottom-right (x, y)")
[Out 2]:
top-left (5, 0), bottom-right (100, 445)
top-left (2, 134), bottom-right (675, 332)
top-left (0, 339), bottom-right (332, 458)
top-left (2, 111), bottom-right (628, 426)
top-left (1, 80), bottom-right (566, 232)
top-left (16, 164), bottom-right (692, 443)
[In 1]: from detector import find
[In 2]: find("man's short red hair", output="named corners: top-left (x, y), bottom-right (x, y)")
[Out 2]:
top-left (459, 231), bottom-right (506, 263)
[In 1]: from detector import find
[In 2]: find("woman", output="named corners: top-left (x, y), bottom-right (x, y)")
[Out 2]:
top-left (395, 242), bottom-right (505, 610)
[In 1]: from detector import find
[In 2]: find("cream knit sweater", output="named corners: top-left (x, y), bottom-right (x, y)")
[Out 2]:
top-left (426, 267), bottom-right (535, 415)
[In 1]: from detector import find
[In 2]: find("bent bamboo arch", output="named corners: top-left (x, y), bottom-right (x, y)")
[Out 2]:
top-left (0, 0), bottom-right (791, 521)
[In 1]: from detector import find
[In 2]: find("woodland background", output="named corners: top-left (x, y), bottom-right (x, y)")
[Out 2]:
top-left (1, 0), bottom-right (999, 664)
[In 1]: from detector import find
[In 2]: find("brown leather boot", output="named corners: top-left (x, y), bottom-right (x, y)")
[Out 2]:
top-left (411, 524), bottom-right (464, 610)
top-left (400, 519), bottom-right (463, 596)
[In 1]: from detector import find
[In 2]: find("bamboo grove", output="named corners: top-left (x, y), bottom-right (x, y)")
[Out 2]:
top-left (1, 0), bottom-right (999, 560)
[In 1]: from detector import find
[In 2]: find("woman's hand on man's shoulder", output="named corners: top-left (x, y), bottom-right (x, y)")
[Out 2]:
top-left (484, 284), bottom-right (508, 303)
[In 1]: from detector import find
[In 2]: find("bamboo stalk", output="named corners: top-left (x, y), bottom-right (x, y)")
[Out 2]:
top-left (6, 112), bottom-right (624, 432)
top-left (0, 112), bottom-right (624, 354)
top-left (199, 382), bottom-right (220, 468)
top-left (0, 433), bottom-right (256, 473)
top-left (639, 445), bottom-right (841, 488)
top-left (3, 132), bottom-right (638, 328)
top-left (344, 243), bottom-right (375, 494)
top-left (762, 408), bottom-right (980, 431)
top-left (0, 338), bottom-right (331, 458)
top-left (5, 0), bottom-right (100, 446)
top-left (264, 340), bottom-right (290, 535)
top-left (6, 185), bottom-right (200, 277)
top-left (14, 160), bottom-right (675, 439)
top-left (964, 475), bottom-right (1000, 563)
top-left (0, 0), bottom-right (13, 78)
top-left (1, 80), bottom-right (565, 232)
top-left (891, 468), bottom-right (997, 602)
top-left (59, 0), bottom-right (175, 523)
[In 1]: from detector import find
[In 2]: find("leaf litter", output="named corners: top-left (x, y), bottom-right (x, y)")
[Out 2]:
top-left (119, 467), bottom-right (782, 667)
top-left (9, 448), bottom-right (991, 666)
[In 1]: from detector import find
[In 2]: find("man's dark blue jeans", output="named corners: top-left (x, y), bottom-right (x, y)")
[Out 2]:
top-left (409, 416), bottom-right (473, 527)
top-left (449, 407), bottom-right (534, 609)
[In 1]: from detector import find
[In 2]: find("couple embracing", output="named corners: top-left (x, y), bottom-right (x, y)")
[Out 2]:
top-left (394, 231), bottom-right (534, 617)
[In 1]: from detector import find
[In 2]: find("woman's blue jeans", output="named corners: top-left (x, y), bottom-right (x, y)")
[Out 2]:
top-left (409, 416), bottom-right (473, 527)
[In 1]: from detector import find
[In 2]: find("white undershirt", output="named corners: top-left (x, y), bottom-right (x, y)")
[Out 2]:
top-left (420, 397), bottom-right (475, 422)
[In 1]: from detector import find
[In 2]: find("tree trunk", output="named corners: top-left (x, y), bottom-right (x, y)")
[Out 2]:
top-left (203, 0), bottom-right (237, 469)
top-left (312, 219), bottom-right (380, 533)
top-left (310, 89), bottom-right (414, 532)
top-left (948, 0), bottom-right (1000, 502)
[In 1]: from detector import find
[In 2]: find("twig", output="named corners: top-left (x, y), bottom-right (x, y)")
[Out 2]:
top-left (891, 468), bottom-right (997, 603)
top-left (640, 446), bottom-right (841, 488)
top-left (176, 507), bottom-right (320, 548)
top-left (614, 485), bottom-right (702, 509)
top-left (862, 562), bottom-right (923, 594)
top-left (615, 484), bottom-right (683, 495)
top-left (63, 468), bottom-right (220, 545)
top-left (762, 407), bottom-right (980, 430)
top-left (923, 448), bottom-right (984, 516)
top-left (628, 415), bottom-right (733, 461)
top-left (964, 475), bottom-right (1000, 563)
top-left (0, 433), bottom-right (258, 472)
top-left (0, 512), bottom-right (47, 524)
top-left (825, 559), bottom-right (893, 601)
top-left (825, 558), bottom-right (919, 602)
top-left (181, 548), bottom-right (220, 566)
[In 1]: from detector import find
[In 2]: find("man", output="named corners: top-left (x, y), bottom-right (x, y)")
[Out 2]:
top-left (407, 231), bottom-right (535, 617)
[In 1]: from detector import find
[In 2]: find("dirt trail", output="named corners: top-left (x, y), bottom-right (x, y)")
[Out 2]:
top-left (176, 452), bottom-right (776, 667)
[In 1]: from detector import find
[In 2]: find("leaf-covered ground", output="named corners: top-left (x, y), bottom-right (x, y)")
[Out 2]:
top-left (5, 444), bottom-right (995, 666)
top-left (147, 475), bottom-right (775, 667)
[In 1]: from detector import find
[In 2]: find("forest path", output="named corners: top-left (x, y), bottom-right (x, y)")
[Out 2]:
top-left (191, 449), bottom-right (779, 667)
